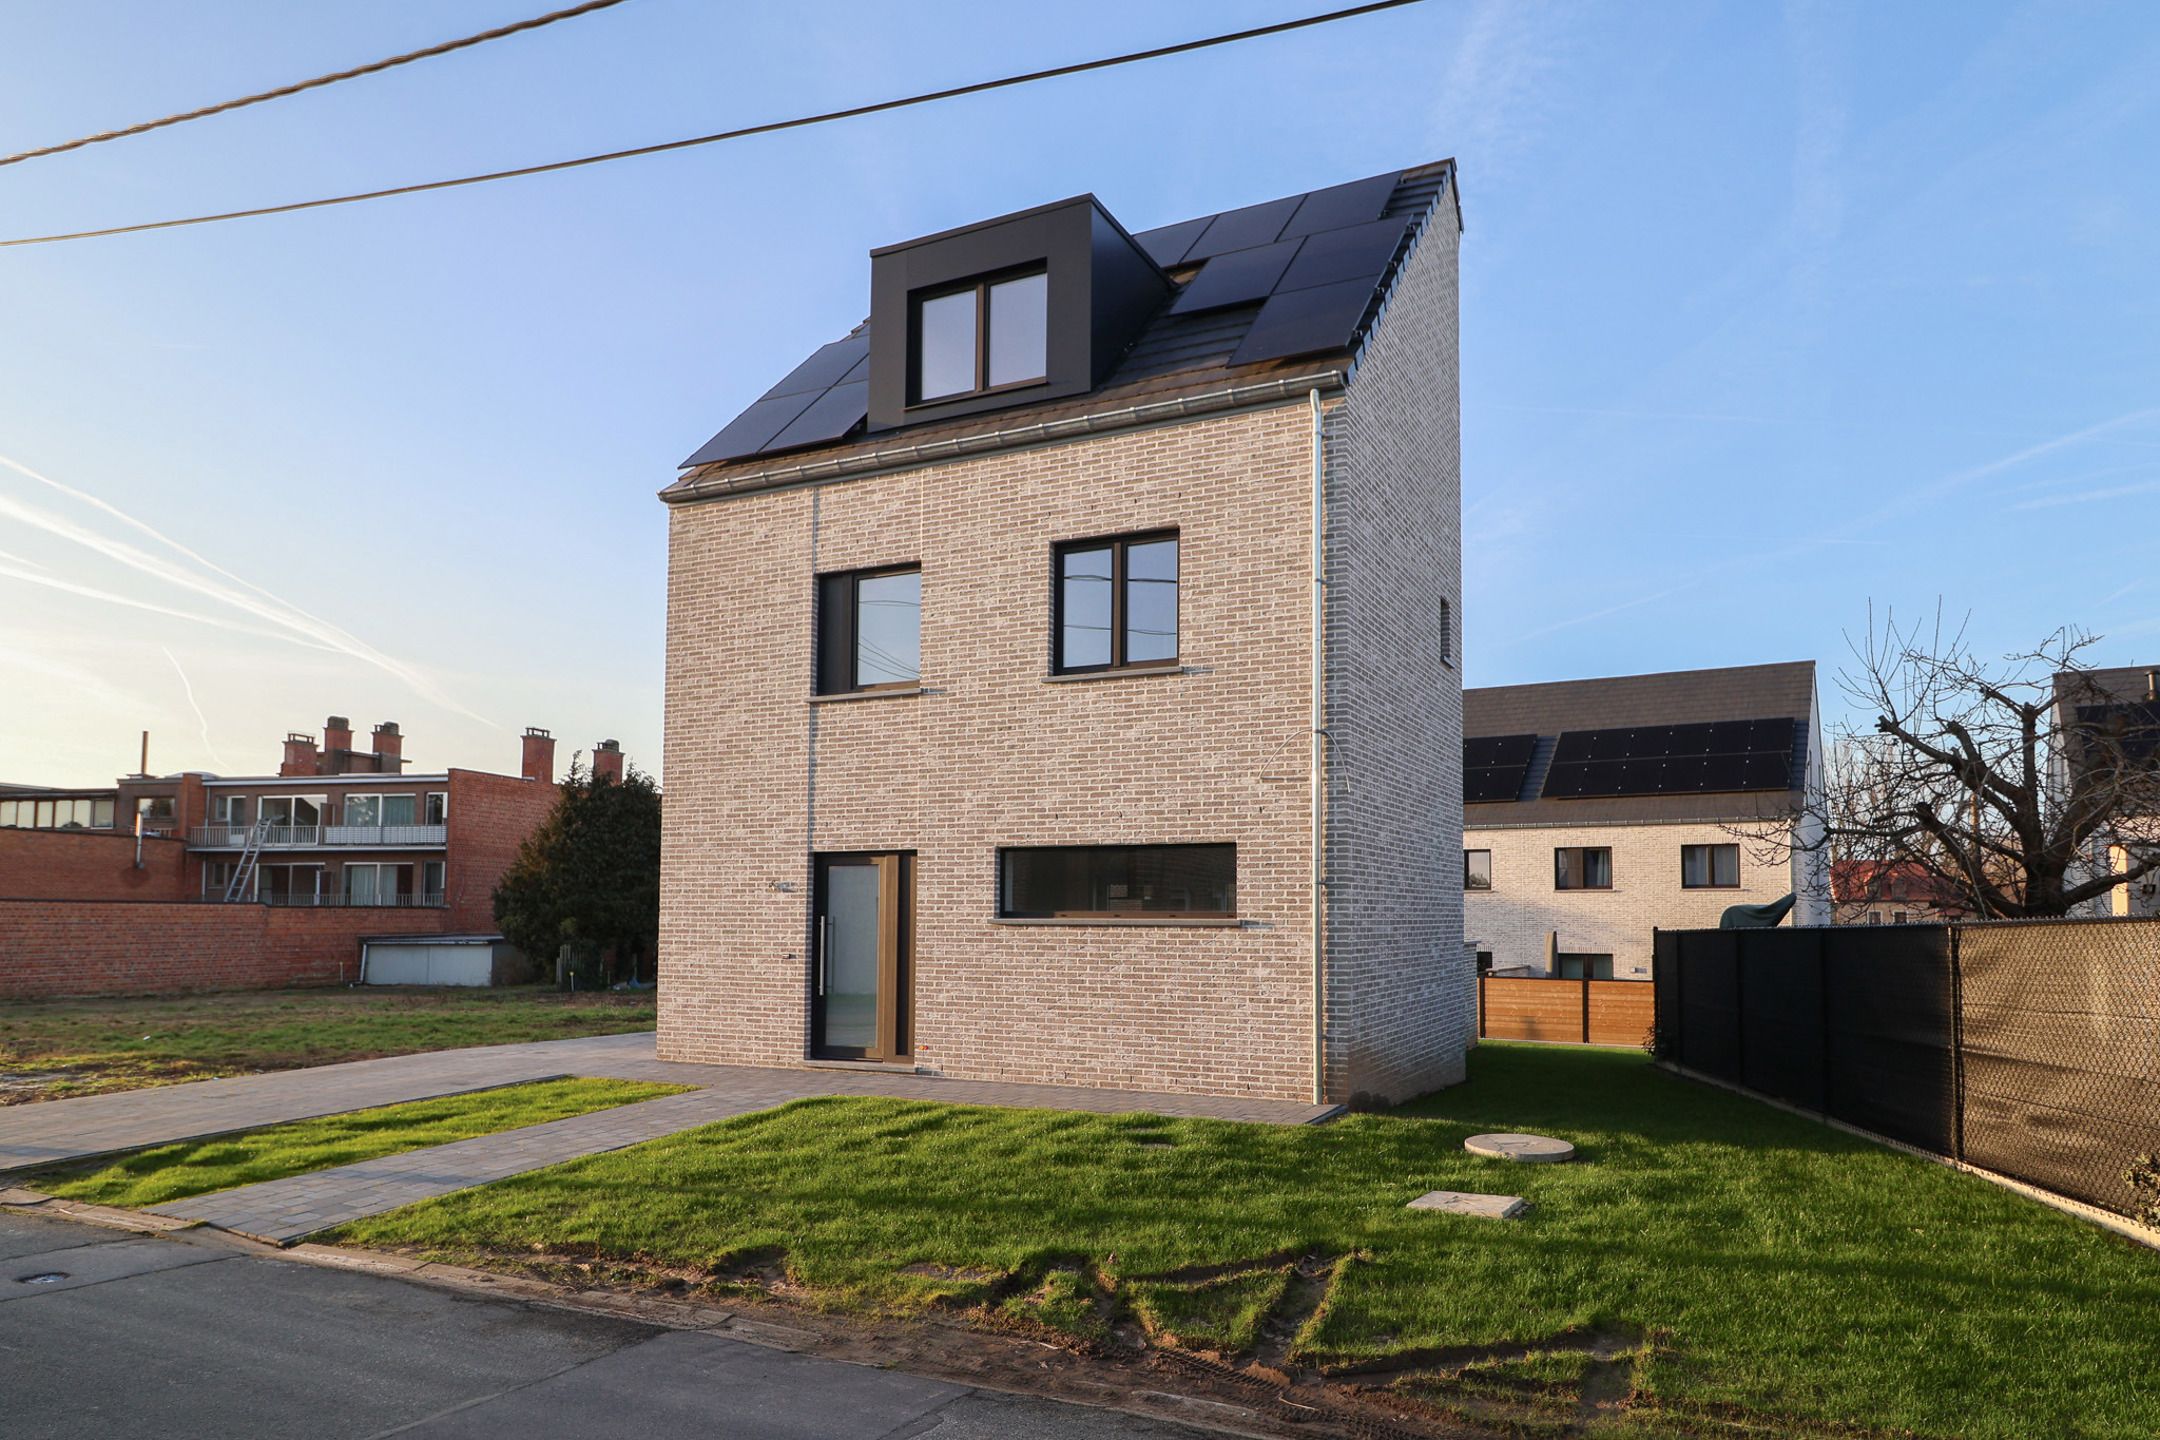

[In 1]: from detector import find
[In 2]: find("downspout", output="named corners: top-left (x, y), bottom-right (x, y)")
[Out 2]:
top-left (1309, 387), bottom-right (1328, 1107)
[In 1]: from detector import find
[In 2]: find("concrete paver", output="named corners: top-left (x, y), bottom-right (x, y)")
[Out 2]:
top-left (3, 1031), bottom-right (1338, 1243)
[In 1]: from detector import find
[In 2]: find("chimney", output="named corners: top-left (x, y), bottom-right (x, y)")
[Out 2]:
top-left (592, 738), bottom-right (624, 784)
top-left (521, 727), bottom-right (556, 783)
top-left (323, 714), bottom-right (353, 758)
top-left (372, 721), bottom-right (404, 773)
top-left (280, 732), bottom-right (319, 777)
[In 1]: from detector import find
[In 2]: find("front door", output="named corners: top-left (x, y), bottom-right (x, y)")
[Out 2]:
top-left (812, 853), bottom-right (911, 1061)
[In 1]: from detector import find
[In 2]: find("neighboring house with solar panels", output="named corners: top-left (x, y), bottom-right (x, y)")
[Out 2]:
top-left (1462, 662), bottom-right (1828, 981)
top-left (657, 162), bottom-right (1468, 1105)
top-left (2054, 664), bottom-right (2160, 919)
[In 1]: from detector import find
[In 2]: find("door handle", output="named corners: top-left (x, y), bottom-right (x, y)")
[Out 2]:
top-left (817, 916), bottom-right (828, 996)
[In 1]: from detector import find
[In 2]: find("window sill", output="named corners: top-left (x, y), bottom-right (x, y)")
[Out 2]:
top-left (1043, 664), bottom-right (1186, 685)
top-left (808, 686), bottom-right (923, 705)
top-left (990, 915), bottom-right (1241, 928)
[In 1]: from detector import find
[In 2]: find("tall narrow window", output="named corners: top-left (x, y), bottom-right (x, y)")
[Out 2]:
top-left (1055, 532), bottom-right (1178, 673)
top-left (1464, 849), bottom-right (1492, 890)
top-left (817, 565), bottom-right (922, 694)
top-left (911, 268), bottom-right (1048, 403)
top-left (425, 792), bottom-right (448, 825)
top-left (1555, 846), bottom-right (1613, 890)
top-left (1681, 843), bottom-right (1740, 889)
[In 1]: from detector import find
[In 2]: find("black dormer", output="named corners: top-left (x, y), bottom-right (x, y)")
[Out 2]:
top-left (865, 195), bottom-right (1169, 434)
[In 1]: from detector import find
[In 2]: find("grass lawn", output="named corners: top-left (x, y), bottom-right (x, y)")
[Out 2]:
top-left (0, 986), bottom-right (655, 1103)
top-left (333, 1044), bottom-right (2160, 1439)
top-left (28, 1077), bottom-right (687, 1208)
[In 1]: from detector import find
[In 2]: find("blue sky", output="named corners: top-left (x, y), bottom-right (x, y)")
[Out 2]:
top-left (2, 0), bottom-right (2156, 786)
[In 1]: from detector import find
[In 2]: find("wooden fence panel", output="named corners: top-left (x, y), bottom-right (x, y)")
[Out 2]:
top-left (1479, 975), bottom-right (1654, 1045)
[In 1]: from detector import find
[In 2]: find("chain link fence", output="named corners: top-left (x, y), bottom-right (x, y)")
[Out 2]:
top-left (1653, 917), bottom-right (2160, 1221)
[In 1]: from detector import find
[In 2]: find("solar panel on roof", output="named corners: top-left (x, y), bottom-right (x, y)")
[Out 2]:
top-left (1133, 217), bottom-right (1211, 269)
top-left (762, 379), bottom-right (869, 454)
top-left (1184, 196), bottom-right (1303, 262)
top-left (1466, 768), bottom-right (1529, 804)
top-left (681, 391), bottom-right (818, 468)
top-left (1169, 239), bottom-right (1301, 316)
top-left (1540, 716), bottom-right (1799, 798)
top-left (1275, 216), bottom-right (1411, 294)
top-left (1229, 278), bottom-right (1375, 365)
top-left (1278, 172), bottom-right (1399, 240)
top-left (760, 334), bottom-right (869, 401)
top-left (1465, 734), bottom-right (1538, 767)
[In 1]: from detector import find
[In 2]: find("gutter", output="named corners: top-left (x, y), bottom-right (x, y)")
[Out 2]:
top-left (663, 369), bottom-right (1348, 505)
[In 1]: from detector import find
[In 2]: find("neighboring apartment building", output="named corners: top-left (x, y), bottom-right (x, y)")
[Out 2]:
top-left (658, 162), bottom-right (1468, 1104)
top-left (0, 717), bottom-right (615, 933)
top-left (1463, 662), bottom-right (1828, 979)
top-left (2055, 664), bottom-right (2160, 918)
top-left (1829, 859), bottom-right (1971, 926)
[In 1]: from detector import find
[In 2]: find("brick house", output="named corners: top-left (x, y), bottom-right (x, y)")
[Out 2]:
top-left (1463, 662), bottom-right (1829, 980)
top-left (0, 720), bottom-right (627, 997)
top-left (658, 162), bottom-right (1468, 1104)
top-left (1829, 860), bottom-right (1972, 926)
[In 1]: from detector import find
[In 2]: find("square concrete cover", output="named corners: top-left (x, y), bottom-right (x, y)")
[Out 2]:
top-left (1406, 1189), bottom-right (1527, 1219)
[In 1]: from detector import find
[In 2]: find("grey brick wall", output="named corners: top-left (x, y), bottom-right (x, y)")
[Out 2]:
top-left (1321, 193), bottom-right (1472, 1105)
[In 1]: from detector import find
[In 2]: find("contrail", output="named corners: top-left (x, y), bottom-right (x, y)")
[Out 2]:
top-left (0, 558), bottom-right (341, 649)
top-left (0, 545), bottom-right (49, 571)
top-left (162, 646), bottom-right (228, 769)
top-left (0, 454), bottom-right (495, 726)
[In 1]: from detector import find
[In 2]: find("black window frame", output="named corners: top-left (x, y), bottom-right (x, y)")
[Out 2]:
top-left (1052, 529), bottom-right (1180, 674)
top-left (1557, 952), bottom-right (1615, 980)
top-left (997, 843), bottom-right (1235, 920)
top-left (1464, 848), bottom-right (1492, 891)
top-left (1680, 842), bottom-right (1741, 890)
top-left (816, 563), bottom-right (922, 696)
top-left (908, 265), bottom-right (1049, 406)
top-left (1554, 846), bottom-right (1613, 891)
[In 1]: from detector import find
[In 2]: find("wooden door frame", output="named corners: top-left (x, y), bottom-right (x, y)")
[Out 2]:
top-left (811, 851), bottom-right (912, 1062)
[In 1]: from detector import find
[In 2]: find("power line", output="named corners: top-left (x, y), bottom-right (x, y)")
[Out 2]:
top-left (0, 0), bottom-right (1423, 249)
top-left (0, 0), bottom-right (630, 171)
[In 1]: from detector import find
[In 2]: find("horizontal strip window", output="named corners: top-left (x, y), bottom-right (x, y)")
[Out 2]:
top-left (1681, 843), bottom-right (1740, 889)
top-left (0, 796), bottom-right (115, 830)
top-left (999, 843), bottom-right (1234, 919)
top-left (1055, 531), bottom-right (1178, 673)
top-left (817, 565), bottom-right (922, 695)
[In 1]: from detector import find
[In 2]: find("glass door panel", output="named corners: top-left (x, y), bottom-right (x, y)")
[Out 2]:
top-left (813, 853), bottom-right (910, 1061)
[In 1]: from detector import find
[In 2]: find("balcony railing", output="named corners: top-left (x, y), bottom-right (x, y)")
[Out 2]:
top-left (201, 892), bottom-right (449, 908)
top-left (189, 824), bottom-right (447, 850)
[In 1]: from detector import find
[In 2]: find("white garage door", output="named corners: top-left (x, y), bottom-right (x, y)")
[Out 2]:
top-left (364, 941), bottom-right (494, 986)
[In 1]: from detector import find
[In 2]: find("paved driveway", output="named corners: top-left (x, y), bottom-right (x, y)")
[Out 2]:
top-left (0, 1209), bottom-right (1219, 1440)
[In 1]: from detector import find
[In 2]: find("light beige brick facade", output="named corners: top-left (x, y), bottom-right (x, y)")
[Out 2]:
top-left (1464, 819), bottom-right (1803, 979)
top-left (658, 172), bottom-right (1467, 1104)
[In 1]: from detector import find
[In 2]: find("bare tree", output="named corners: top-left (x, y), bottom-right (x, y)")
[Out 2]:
top-left (1805, 611), bottom-right (2160, 918)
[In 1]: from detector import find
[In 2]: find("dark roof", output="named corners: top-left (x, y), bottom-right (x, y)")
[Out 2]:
top-left (1464, 661), bottom-right (1818, 827)
top-left (671, 161), bottom-right (1456, 484)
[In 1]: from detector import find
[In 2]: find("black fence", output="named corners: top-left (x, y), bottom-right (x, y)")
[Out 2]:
top-left (1653, 917), bottom-right (2160, 1222)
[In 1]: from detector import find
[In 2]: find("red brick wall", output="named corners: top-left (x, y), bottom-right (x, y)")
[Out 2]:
top-left (444, 769), bottom-right (558, 932)
top-left (0, 901), bottom-right (450, 999)
top-left (0, 829), bottom-right (189, 901)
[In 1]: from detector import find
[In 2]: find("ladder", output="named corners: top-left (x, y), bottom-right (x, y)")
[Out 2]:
top-left (223, 818), bottom-right (270, 903)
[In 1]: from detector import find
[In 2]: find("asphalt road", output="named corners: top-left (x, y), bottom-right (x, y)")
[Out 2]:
top-left (0, 1210), bottom-right (1216, 1440)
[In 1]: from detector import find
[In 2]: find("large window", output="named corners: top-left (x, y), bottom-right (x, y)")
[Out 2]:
top-left (1055, 532), bottom-right (1178, 673)
top-left (1681, 843), bottom-right (1740, 889)
top-left (1557, 952), bottom-right (1615, 980)
top-left (1464, 849), bottom-right (1492, 890)
top-left (1555, 846), bottom-right (1613, 890)
top-left (342, 794), bottom-right (381, 827)
top-left (817, 565), bottom-right (922, 694)
top-left (999, 844), bottom-right (1234, 919)
top-left (0, 796), bottom-right (112, 830)
top-left (912, 269), bottom-right (1048, 403)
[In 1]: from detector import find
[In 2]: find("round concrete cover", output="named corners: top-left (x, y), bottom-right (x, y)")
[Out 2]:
top-left (1464, 1132), bottom-right (1576, 1163)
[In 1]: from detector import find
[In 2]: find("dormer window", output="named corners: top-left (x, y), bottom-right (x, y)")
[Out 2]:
top-left (911, 269), bottom-right (1048, 404)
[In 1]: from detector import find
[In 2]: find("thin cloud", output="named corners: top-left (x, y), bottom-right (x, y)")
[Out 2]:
top-left (0, 452), bottom-right (494, 727)
top-left (0, 558), bottom-right (339, 649)
top-left (162, 646), bottom-right (228, 769)
top-left (2008, 477), bottom-right (2160, 512)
